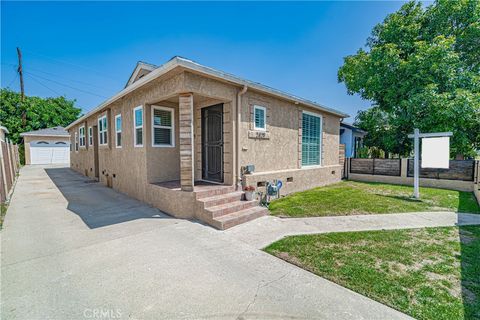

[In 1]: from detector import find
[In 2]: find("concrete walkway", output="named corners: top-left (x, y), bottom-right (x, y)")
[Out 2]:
top-left (225, 211), bottom-right (480, 249)
top-left (1, 165), bottom-right (412, 320)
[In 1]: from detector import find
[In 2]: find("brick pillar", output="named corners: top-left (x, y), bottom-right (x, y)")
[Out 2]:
top-left (179, 93), bottom-right (194, 191)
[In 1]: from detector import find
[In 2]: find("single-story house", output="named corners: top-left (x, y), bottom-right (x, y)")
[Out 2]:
top-left (20, 126), bottom-right (71, 165)
top-left (66, 56), bottom-right (349, 229)
top-left (340, 122), bottom-right (366, 158)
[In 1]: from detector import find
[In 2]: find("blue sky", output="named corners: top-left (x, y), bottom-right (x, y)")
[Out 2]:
top-left (1, 1), bottom-right (407, 120)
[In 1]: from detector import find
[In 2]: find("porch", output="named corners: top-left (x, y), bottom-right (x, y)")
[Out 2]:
top-left (145, 92), bottom-right (235, 192)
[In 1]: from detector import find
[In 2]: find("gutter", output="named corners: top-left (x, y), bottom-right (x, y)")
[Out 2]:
top-left (235, 85), bottom-right (248, 189)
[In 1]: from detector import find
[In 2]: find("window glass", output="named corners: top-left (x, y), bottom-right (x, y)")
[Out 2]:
top-left (302, 112), bottom-right (322, 166)
top-left (135, 108), bottom-right (143, 127)
top-left (115, 115), bottom-right (122, 147)
top-left (254, 106), bottom-right (266, 130)
top-left (152, 107), bottom-right (173, 146)
top-left (134, 107), bottom-right (143, 146)
top-left (98, 116), bottom-right (108, 145)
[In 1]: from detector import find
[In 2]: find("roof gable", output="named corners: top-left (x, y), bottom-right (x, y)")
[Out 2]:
top-left (125, 61), bottom-right (158, 88)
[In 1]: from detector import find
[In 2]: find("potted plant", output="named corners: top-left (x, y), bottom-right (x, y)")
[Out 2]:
top-left (243, 185), bottom-right (256, 201)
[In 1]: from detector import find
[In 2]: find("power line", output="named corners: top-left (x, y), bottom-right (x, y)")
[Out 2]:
top-left (5, 73), bottom-right (18, 88)
top-left (23, 49), bottom-right (124, 83)
top-left (25, 67), bottom-right (113, 92)
top-left (25, 71), bottom-right (108, 99)
top-left (25, 73), bottom-right (62, 96)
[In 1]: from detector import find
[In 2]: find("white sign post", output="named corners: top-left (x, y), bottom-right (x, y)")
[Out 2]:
top-left (408, 129), bottom-right (453, 199)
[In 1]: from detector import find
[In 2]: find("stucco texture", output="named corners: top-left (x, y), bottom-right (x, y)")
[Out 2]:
top-left (68, 69), bottom-right (343, 219)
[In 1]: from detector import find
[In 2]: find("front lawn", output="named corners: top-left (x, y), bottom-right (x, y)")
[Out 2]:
top-left (269, 181), bottom-right (480, 217)
top-left (265, 226), bottom-right (480, 320)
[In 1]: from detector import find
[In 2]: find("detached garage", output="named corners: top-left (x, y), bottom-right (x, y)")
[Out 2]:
top-left (21, 127), bottom-right (70, 165)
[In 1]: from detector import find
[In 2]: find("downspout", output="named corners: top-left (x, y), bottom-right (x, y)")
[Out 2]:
top-left (235, 85), bottom-right (248, 190)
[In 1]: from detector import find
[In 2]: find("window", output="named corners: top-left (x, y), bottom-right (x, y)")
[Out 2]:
top-left (88, 127), bottom-right (93, 146)
top-left (152, 106), bottom-right (174, 147)
top-left (254, 105), bottom-right (266, 131)
top-left (133, 106), bottom-right (143, 147)
top-left (98, 115), bottom-right (108, 145)
top-left (79, 126), bottom-right (86, 147)
top-left (74, 132), bottom-right (79, 152)
top-left (115, 114), bottom-right (122, 148)
top-left (301, 111), bottom-right (322, 166)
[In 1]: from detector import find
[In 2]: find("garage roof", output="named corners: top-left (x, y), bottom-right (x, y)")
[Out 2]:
top-left (20, 126), bottom-right (70, 137)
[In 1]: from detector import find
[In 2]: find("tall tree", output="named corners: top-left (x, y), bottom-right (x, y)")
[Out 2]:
top-left (0, 88), bottom-right (82, 162)
top-left (338, 0), bottom-right (480, 157)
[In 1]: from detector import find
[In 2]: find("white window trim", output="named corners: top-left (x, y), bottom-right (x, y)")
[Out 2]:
top-left (301, 110), bottom-right (323, 168)
top-left (151, 105), bottom-right (175, 148)
top-left (98, 115), bottom-right (108, 146)
top-left (115, 114), bottom-right (122, 148)
top-left (88, 126), bottom-right (93, 146)
top-left (133, 106), bottom-right (143, 147)
top-left (74, 132), bottom-right (79, 152)
top-left (253, 105), bottom-right (267, 131)
top-left (79, 126), bottom-right (86, 148)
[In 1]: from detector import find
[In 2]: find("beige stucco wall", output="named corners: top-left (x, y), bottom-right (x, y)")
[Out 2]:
top-left (23, 135), bottom-right (70, 165)
top-left (239, 91), bottom-right (340, 172)
top-left (69, 69), bottom-right (343, 218)
top-left (69, 72), bottom-right (185, 210)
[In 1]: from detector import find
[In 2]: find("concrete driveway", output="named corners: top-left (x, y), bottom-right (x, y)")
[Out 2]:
top-left (1, 165), bottom-right (411, 320)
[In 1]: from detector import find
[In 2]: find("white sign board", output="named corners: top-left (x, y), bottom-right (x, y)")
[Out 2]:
top-left (421, 137), bottom-right (450, 169)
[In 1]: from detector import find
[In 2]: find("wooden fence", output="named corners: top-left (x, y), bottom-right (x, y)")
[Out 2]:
top-left (407, 160), bottom-right (475, 181)
top-left (0, 139), bottom-right (20, 204)
top-left (339, 144), bottom-right (346, 178)
top-left (350, 158), bottom-right (402, 176)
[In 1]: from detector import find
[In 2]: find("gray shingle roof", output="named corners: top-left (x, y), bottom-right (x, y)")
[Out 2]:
top-left (20, 126), bottom-right (70, 137)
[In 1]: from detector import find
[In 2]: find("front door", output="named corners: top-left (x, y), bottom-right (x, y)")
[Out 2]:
top-left (202, 104), bottom-right (224, 183)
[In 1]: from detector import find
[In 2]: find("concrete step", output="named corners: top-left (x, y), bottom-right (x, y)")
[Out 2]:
top-left (198, 191), bottom-right (244, 208)
top-left (205, 200), bottom-right (259, 218)
top-left (195, 185), bottom-right (236, 200)
top-left (214, 206), bottom-right (269, 230)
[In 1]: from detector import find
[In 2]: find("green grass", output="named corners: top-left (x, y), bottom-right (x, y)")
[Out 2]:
top-left (265, 226), bottom-right (480, 320)
top-left (269, 181), bottom-right (480, 217)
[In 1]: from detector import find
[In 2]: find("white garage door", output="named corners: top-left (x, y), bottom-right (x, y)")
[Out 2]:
top-left (30, 141), bottom-right (70, 164)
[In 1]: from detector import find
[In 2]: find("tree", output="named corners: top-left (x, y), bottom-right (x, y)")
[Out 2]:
top-left (339, 0), bottom-right (480, 158)
top-left (0, 88), bottom-right (82, 162)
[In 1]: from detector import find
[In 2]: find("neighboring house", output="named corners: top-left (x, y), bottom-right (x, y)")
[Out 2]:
top-left (20, 126), bottom-right (71, 165)
top-left (66, 56), bottom-right (348, 229)
top-left (340, 122), bottom-right (366, 158)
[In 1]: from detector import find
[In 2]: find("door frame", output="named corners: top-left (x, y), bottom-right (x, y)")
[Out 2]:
top-left (201, 103), bottom-right (224, 183)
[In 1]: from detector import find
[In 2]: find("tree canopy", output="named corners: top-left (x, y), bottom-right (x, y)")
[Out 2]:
top-left (0, 88), bottom-right (81, 145)
top-left (338, 0), bottom-right (480, 157)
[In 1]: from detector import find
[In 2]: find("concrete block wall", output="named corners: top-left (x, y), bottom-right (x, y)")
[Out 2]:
top-left (347, 158), bottom-right (477, 192)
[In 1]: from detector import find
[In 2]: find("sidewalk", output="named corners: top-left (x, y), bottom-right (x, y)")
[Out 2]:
top-left (224, 211), bottom-right (480, 249)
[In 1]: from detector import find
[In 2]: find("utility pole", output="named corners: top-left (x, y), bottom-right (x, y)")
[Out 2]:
top-left (16, 47), bottom-right (26, 126)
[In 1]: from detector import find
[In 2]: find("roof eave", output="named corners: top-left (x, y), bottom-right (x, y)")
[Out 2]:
top-left (66, 57), bottom-right (348, 129)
